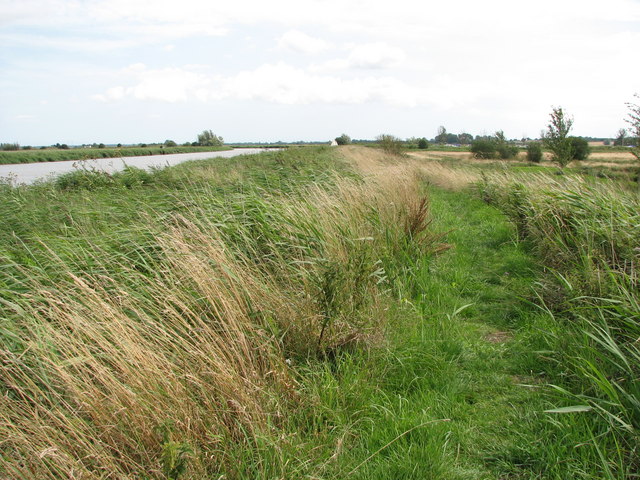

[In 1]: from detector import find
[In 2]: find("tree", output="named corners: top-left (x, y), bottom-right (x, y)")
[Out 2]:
top-left (164, 139), bottom-right (177, 147)
top-left (458, 133), bottom-right (473, 145)
top-left (0, 143), bottom-right (20, 151)
top-left (569, 137), bottom-right (590, 161)
top-left (335, 133), bottom-right (351, 145)
top-left (614, 128), bottom-right (628, 146)
top-left (470, 138), bottom-right (497, 159)
top-left (526, 142), bottom-right (543, 163)
top-left (197, 130), bottom-right (224, 147)
top-left (625, 94), bottom-right (640, 164)
top-left (542, 107), bottom-right (574, 168)
top-left (417, 137), bottom-right (429, 149)
top-left (435, 126), bottom-right (447, 144)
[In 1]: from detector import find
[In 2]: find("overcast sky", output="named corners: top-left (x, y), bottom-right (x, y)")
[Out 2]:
top-left (1, 0), bottom-right (639, 145)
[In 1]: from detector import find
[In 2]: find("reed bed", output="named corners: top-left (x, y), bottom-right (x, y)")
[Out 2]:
top-left (0, 147), bottom-right (446, 478)
top-left (475, 170), bottom-right (640, 476)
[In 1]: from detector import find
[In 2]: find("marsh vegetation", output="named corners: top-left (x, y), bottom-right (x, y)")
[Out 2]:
top-left (1, 144), bottom-right (638, 478)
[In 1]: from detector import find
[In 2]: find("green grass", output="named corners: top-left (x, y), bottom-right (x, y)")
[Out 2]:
top-left (1, 146), bottom-right (637, 478)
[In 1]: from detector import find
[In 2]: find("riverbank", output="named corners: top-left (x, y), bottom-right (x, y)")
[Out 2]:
top-left (0, 148), bottom-right (269, 184)
top-left (0, 145), bottom-right (232, 165)
top-left (1, 146), bottom-right (636, 478)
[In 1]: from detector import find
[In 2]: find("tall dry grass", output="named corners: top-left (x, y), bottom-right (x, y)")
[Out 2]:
top-left (0, 152), bottom-right (446, 478)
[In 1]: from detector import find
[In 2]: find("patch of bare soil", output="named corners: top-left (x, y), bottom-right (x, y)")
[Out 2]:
top-left (484, 331), bottom-right (512, 344)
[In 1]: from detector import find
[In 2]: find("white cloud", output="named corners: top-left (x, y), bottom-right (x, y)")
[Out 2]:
top-left (309, 42), bottom-right (406, 72)
top-left (347, 42), bottom-right (406, 69)
top-left (92, 65), bottom-right (212, 103)
top-left (91, 62), bottom-right (441, 107)
top-left (277, 30), bottom-right (331, 54)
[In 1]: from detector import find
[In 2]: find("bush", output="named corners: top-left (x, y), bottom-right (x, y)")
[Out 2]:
top-left (164, 140), bottom-right (177, 147)
top-left (335, 134), bottom-right (351, 145)
top-left (497, 143), bottom-right (519, 160)
top-left (569, 136), bottom-right (590, 161)
top-left (376, 134), bottom-right (403, 155)
top-left (417, 138), bottom-right (429, 150)
top-left (526, 142), bottom-right (543, 163)
top-left (470, 139), bottom-right (497, 159)
top-left (114, 165), bottom-right (153, 188)
top-left (55, 168), bottom-right (114, 191)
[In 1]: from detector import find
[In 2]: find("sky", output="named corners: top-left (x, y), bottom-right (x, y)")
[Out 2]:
top-left (1, 0), bottom-right (640, 146)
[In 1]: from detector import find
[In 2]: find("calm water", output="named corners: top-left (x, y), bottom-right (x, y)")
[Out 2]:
top-left (0, 149), bottom-right (269, 185)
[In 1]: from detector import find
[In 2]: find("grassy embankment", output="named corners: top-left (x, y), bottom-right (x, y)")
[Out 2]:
top-left (1, 146), bottom-right (637, 478)
top-left (0, 145), bottom-right (232, 165)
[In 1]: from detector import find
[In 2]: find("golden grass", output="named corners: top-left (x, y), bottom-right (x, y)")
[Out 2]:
top-left (338, 145), bottom-right (480, 190)
top-left (1, 225), bottom-right (295, 478)
top-left (1, 150), bottom-right (447, 478)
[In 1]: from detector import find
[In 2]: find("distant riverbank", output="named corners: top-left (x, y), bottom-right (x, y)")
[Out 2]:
top-left (0, 148), bottom-right (270, 184)
top-left (0, 145), bottom-right (233, 165)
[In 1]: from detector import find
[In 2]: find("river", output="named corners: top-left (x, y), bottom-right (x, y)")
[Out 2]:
top-left (0, 148), bottom-right (269, 185)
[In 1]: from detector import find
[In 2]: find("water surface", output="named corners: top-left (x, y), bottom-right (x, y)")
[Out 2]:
top-left (0, 149), bottom-right (268, 185)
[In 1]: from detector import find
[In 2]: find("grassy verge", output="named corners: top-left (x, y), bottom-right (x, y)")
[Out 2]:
top-left (1, 146), bottom-right (636, 478)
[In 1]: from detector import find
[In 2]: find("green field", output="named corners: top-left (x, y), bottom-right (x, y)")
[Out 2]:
top-left (1, 146), bottom-right (638, 478)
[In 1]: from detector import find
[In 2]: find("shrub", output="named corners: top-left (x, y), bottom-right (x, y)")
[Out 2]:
top-left (417, 138), bottom-right (429, 150)
top-left (376, 134), bottom-right (403, 155)
top-left (470, 139), bottom-right (497, 159)
top-left (497, 143), bottom-right (519, 160)
top-left (569, 136), bottom-right (590, 161)
top-left (114, 165), bottom-right (153, 188)
top-left (335, 134), bottom-right (351, 145)
top-left (55, 168), bottom-right (114, 191)
top-left (526, 142), bottom-right (543, 163)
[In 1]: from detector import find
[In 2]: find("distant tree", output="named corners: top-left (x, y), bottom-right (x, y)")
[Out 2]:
top-left (98, 143), bottom-right (106, 149)
top-left (117, 143), bottom-right (122, 148)
top-left (197, 130), bottom-right (224, 146)
top-left (542, 107), bottom-right (574, 168)
top-left (625, 94), bottom-right (640, 165)
top-left (445, 133), bottom-right (460, 144)
top-left (376, 134), bottom-right (403, 155)
top-left (494, 130), bottom-right (519, 159)
top-left (435, 126), bottom-right (447, 144)
top-left (458, 133), bottom-right (473, 145)
top-left (0, 143), bottom-right (20, 151)
top-left (614, 128), bottom-right (628, 146)
top-left (164, 139), bottom-right (177, 147)
top-left (569, 136), bottom-right (590, 161)
top-left (470, 138), bottom-right (497, 159)
top-left (417, 137), bottom-right (430, 149)
top-left (526, 142), bottom-right (543, 163)
top-left (335, 133), bottom-right (351, 145)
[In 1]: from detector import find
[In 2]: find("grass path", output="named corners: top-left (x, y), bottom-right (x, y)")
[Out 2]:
top-left (318, 185), bottom-right (592, 479)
